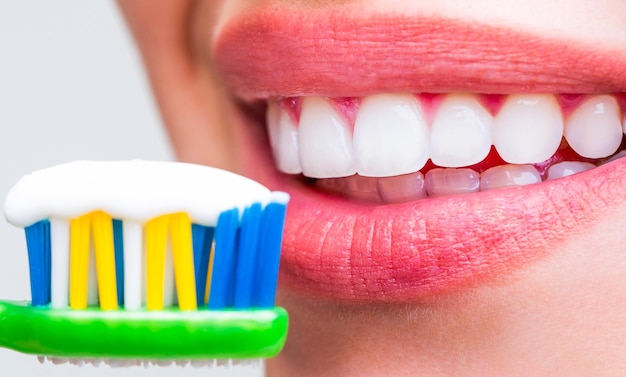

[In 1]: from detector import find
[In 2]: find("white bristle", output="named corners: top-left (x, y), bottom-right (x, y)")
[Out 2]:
top-left (163, 237), bottom-right (176, 307)
top-left (50, 219), bottom-right (70, 308)
top-left (123, 221), bottom-right (144, 310)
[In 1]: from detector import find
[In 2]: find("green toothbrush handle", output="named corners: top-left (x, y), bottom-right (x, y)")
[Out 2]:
top-left (0, 300), bottom-right (288, 359)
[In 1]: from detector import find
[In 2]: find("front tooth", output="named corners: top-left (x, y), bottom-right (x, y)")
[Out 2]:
top-left (480, 164), bottom-right (542, 191)
top-left (494, 94), bottom-right (563, 164)
top-left (424, 168), bottom-right (480, 197)
top-left (266, 101), bottom-right (302, 174)
top-left (564, 95), bottom-right (623, 158)
top-left (546, 161), bottom-right (595, 180)
top-left (429, 94), bottom-right (493, 167)
top-left (353, 93), bottom-right (429, 177)
top-left (299, 96), bottom-right (356, 178)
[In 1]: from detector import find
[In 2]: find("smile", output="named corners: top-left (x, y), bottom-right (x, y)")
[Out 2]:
top-left (211, 4), bottom-right (626, 302)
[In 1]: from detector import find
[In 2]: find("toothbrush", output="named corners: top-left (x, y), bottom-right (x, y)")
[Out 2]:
top-left (0, 160), bottom-right (289, 363)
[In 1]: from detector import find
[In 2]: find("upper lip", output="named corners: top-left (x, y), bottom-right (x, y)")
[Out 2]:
top-left (212, 4), bottom-right (626, 100)
top-left (210, 4), bottom-right (626, 302)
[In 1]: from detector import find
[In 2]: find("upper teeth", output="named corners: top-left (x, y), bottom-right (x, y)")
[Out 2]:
top-left (266, 93), bottom-right (625, 179)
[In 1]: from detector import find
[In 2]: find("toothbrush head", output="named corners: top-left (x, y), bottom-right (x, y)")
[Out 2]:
top-left (1, 161), bottom-right (290, 363)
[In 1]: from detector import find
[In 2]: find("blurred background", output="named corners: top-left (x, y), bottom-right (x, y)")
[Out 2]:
top-left (0, 2), bottom-right (262, 376)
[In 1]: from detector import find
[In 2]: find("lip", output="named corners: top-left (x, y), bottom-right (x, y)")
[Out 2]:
top-left (211, 4), bottom-right (626, 301)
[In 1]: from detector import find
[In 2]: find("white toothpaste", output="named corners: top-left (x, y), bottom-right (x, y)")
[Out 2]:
top-left (4, 160), bottom-right (272, 227)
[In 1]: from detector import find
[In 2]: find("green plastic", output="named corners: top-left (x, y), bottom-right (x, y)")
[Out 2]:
top-left (0, 301), bottom-right (288, 359)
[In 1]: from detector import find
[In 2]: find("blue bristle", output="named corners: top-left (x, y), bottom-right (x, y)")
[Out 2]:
top-left (112, 219), bottom-right (125, 306)
top-left (233, 203), bottom-right (262, 309)
top-left (254, 198), bottom-right (288, 308)
top-left (192, 224), bottom-right (214, 306)
top-left (24, 220), bottom-right (51, 306)
top-left (208, 208), bottom-right (239, 309)
top-left (226, 227), bottom-right (239, 308)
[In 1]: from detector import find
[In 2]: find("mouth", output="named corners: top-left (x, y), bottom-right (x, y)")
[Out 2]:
top-left (210, 4), bottom-right (626, 302)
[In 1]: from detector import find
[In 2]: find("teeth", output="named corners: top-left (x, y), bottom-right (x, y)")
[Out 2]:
top-left (480, 164), bottom-right (541, 191)
top-left (564, 95), bottom-right (623, 158)
top-left (298, 97), bottom-right (356, 178)
top-left (424, 168), bottom-right (480, 197)
top-left (429, 94), bottom-right (493, 167)
top-left (377, 172), bottom-right (426, 203)
top-left (266, 92), bottom-right (625, 200)
top-left (353, 93), bottom-right (429, 177)
top-left (266, 102), bottom-right (302, 174)
top-left (546, 161), bottom-right (595, 180)
top-left (493, 94), bottom-right (563, 164)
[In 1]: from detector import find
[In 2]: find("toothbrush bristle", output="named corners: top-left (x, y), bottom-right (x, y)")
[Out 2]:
top-left (112, 219), bottom-right (124, 306)
top-left (192, 224), bottom-right (214, 306)
top-left (256, 193), bottom-right (289, 307)
top-left (24, 220), bottom-right (51, 306)
top-left (23, 196), bottom-right (288, 312)
top-left (234, 203), bottom-right (263, 309)
top-left (208, 207), bottom-right (241, 310)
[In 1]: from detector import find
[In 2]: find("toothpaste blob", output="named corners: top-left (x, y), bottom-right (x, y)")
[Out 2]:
top-left (4, 160), bottom-right (273, 227)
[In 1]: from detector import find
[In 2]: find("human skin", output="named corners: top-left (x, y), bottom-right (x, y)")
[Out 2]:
top-left (118, 1), bottom-right (626, 376)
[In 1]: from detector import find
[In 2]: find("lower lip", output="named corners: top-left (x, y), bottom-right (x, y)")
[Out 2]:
top-left (268, 156), bottom-right (626, 301)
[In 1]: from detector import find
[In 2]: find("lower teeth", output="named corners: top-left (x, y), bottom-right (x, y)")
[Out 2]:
top-left (313, 150), bottom-right (625, 203)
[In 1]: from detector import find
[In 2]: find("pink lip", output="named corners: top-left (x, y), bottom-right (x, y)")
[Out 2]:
top-left (214, 5), bottom-right (626, 100)
top-left (212, 5), bottom-right (626, 301)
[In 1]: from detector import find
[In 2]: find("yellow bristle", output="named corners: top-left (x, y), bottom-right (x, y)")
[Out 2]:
top-left (91, 211), bottom-right (118, 310)
top-left (146, 215), bottom-right (168, 310)
top-left (169, 212), bottom-right (197, 310)
top-left (69, 214), bottom-right (91, 309)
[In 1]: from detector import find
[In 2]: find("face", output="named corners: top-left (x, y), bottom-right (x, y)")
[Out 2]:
top-left (119, 1), bottom-right (626, 375)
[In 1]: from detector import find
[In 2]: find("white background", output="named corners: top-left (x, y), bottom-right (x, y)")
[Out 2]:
top-left (0, 1), bottom-right (262, 376)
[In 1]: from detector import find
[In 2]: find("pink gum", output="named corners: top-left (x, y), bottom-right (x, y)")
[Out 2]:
top-left (276, 93), bottom-right (626, 129)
